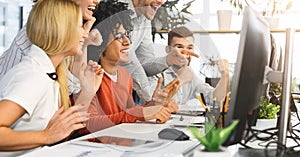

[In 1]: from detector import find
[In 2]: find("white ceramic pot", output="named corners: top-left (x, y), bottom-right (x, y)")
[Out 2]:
top-left (217, 10), bottom-right (232, 30)
top-left (253, 118), bottom-right (277, 130)
top-left (252, 118), bottom-right (277, 137)
top-left (263, 16), bottom-right (280, 30)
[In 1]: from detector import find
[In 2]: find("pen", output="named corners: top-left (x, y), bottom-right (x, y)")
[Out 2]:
top-left (196, 93), bottom-right (210, 112)
top-left (200, 93), bottom-right (207, 106)
top-left (201, 93), bottom-right (211, 112)
top-left (224, 93), bottom-right (230, 113)
top-left (220, 93), bottom-right (230, 113)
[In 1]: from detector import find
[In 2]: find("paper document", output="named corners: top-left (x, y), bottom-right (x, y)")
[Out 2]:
top-left (178, 99), bottom-right (205, 111)
top-left (170, 115), bottom-right (205, 127)
top-left (21, 143), bottom-right (123, 157)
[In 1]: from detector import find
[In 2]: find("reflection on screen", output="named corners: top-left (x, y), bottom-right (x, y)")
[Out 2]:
top-left (84, 136), bottom-right (155, 147)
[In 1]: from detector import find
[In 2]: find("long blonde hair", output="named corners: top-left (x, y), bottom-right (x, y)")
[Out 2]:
top-left (27, 0), bottom-right (81, 110)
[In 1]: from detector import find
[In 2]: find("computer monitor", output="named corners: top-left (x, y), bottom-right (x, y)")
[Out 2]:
top-left (223, 7), bottom-right (271, 145)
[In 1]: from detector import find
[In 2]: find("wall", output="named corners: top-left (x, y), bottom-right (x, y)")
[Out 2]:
top-left (153, 0), bottom-right (300, 81)
top-left (1, 0), bottom-right (300, 81)
top-left (0, 0), bottom-right (32, 55)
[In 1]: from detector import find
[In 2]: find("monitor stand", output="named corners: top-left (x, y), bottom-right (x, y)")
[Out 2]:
top-left (264, 28), bottom-right (295, 148)
top-left (277, 28), bottom-right (295, 147)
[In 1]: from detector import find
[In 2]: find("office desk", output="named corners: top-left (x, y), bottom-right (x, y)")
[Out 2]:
top-left (22, 116), bottom-right (207, 157)
top-left (21, 107), bottom-right (300, 157)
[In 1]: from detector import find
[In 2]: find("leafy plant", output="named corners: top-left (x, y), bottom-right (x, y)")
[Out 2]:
top-left (151, 0), bottom-right (195, 41)
top-left (199, 58), bottom-right (219, 79)
top-left (269, 82), bottom-right (282, 96)
top-left (220, 0), bottom-right (246, 15)
top-left (189, 119), bottom-right (239, 152)
top-left (259, 96), bottom-right (280, 119)
top-left (220, 0), bottom-right (293, 16)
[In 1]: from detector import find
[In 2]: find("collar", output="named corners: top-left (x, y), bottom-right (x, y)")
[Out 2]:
top-left (27, 45), bottom-right (57, 80)
top-left (104, 71), bottom-right (118, 82)
top-left (163, 67), bottom-right (178, 79)
top-left (47, 73), bottom-right (58, 81)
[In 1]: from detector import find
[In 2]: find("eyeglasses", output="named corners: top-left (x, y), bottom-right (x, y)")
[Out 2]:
top-left (115, 31), bottom-right (131, 43)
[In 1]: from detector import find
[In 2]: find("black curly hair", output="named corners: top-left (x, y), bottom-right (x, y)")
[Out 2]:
top-left (92, 0), bottom-right (133, 56)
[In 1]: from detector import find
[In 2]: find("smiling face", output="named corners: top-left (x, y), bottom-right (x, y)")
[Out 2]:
top-left (132, 0), bottom-right (165, 20)
top-left (103, 24), bottom-right (131, 64)
top-left (73, 0), bottom-right (99, 21)
top-left (169, 36), bottom-right (194, 53)
top-left (68, 15), bottom-right (87, 56)
top-left (167, 36), bottom-right (194, 66)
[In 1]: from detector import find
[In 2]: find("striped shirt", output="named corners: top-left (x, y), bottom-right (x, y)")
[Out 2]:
top-left (0, 27), bottom-right (31, 79)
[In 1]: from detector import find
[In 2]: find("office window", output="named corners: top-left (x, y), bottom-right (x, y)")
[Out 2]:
top-left (0, 0), bottom-right (33, 56)
top-left (0, 2), bottom-right (7, 53)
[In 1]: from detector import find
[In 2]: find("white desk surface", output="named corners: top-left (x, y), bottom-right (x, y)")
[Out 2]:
top-left (21, 105), bottom-right (300, 157)
top-left (21, 115), bottom-right (204, 157)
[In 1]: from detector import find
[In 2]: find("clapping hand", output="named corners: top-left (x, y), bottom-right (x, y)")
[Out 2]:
top-left (44, 104), bottom-right (90, 144)
top-left (215, 59), bottom-right (229, 76)
top-left (166, 48), bottom-right (199, 67)
top-left (78, 60), bottom-right (104, 97)
top-left (83, 17), bottom-right (95, 42)
top-left (82, 17), bottom-right (103, 47)
top-left (162, 78), bottom-right (180, 106)
top-left (143, 105), bottom-right (172, 124)
top-left (152, 77), bottom-right (168, 105)
top-left (180, 49), bottom-right (199, 59)
top-left (152, 77), bottom-right (180, 108)
top-left (177, 65), bottom-right (194, 85)
top-left (84, 28), bottom-right (103, 47)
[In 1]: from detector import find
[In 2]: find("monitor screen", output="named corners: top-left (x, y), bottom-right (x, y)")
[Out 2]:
top-left (224, 6), bottom-right (271, 145)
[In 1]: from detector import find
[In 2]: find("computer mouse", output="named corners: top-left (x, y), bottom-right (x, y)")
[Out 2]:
top-left (158, 128), bottom-right (190, 141)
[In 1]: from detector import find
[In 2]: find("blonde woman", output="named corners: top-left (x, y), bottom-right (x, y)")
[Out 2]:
top-left (0, 0), bottom-right (100, 79)
top-left (0, 0), bottom-right (103, 156)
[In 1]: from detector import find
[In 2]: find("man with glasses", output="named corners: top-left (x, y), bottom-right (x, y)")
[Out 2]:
top-left (79, 1), bottom-right (177, 134)
top-left (88, 0), bottom-right (199, 103)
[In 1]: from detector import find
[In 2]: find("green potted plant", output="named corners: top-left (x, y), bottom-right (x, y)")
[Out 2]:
top-left (188, 118), bottom-right (239, 154)
top-left (253, 96), bottom-right (280, 131)
top-left (259, 96), bottom-right (280, 119)
top-left (151, 0), bottom-right (195, 41)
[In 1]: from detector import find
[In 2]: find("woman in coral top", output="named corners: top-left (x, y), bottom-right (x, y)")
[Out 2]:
top-left (82, 0), bottom-right (178, 134)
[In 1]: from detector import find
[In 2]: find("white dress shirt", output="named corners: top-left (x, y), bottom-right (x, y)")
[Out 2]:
top-left (0, 26), bottom-right (81, 94)
top-left (0, 45), bottom-right (60, 157)
top-left (149, 67), bottom-right (214, 106)
top-left (117, 0), bottom-right (169, 101)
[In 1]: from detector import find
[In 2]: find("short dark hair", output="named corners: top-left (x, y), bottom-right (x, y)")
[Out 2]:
top-left (167, 26), bottom-right (194, 45)
top-left (92, 0), bottom-right (133, 56)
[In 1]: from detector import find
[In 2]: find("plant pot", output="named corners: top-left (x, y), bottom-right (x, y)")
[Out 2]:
top-left (217, 10), bottom-right (232, 30)
top-left (193, 146), bottom-right (231, 157)
top-left (254, 118), bottom-right (277, 130)
top-left (263, 16), bottom-right (280, 30)
top-left (252, 118), bottom-right (277, 137)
